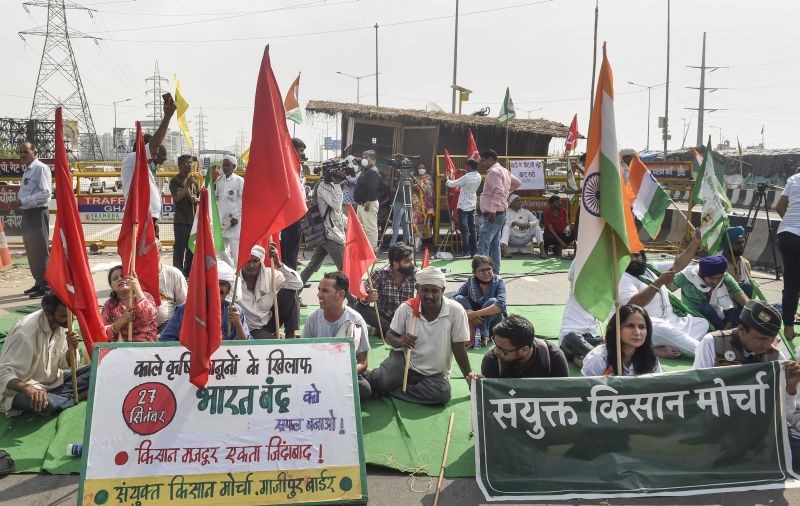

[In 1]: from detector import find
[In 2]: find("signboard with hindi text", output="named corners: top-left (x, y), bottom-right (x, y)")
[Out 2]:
top-left (79, 339), bottom-right (367, 505)
top-left (509, 159), bottom-right (545, 190)
top-left (473, 363), bottom-right (799, 501)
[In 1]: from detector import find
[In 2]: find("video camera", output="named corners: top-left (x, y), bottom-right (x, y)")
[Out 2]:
top-left (390, 153), bottom-right (421, 182)
top-left (314, 157), bottom-right (353, 182)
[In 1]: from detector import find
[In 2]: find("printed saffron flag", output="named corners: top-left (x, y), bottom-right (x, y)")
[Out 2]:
top-left (565, 114), bottom-right (578, 153)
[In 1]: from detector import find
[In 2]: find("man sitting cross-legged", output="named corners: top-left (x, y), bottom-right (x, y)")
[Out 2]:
top-left (0, 293), bottom-right (90, 416)
top-left (481, 314), bottom-right (569, 378)
top-left (366, 267), bottom-right (478, 405)
top-left (302, 271), bottom-right (371, 401)
top-left (353, 243), bottom-right (416, 336)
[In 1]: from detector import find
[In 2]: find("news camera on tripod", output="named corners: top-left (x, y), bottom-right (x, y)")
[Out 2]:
top-left (382, 153), bottom-right (427, 251)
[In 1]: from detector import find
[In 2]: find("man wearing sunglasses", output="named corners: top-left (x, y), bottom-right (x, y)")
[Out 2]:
top-left (481, 315), bottom-right (569, 378)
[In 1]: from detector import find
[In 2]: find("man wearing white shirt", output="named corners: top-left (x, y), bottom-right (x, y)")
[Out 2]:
top-left (559, 262), bottom-right (603, 367)
top-left (239, 244), bottom-right (304, 339)
top-left (776, 168), bottom-right (800, 340)
top-left (121, 97), bottom-right (176, 238)
top-left (501, 194), bottom-right (543, 258)
top-left (446, 158), bottom-right (481, 258)
top-left (156, 241), bottom-right (188, 332)
top-left (10, 142), bottom-right (52, 297)
top-left (216, 155), bottom-right (244, 265)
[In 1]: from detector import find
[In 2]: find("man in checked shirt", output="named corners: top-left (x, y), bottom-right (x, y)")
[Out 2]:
top-left (353, 243), bottom-right (416, 336)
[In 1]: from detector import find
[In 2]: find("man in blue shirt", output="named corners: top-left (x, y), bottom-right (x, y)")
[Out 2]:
top-left (159, 261), bottom-right (252, 341)
top-left (10, 142), bottom-right (52, 298)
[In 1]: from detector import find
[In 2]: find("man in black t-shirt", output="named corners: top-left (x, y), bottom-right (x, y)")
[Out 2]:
top-left (354, 150), bottom-right (382, 249)
top-left (481, 315), bottom-right (569, 378)
top-left (168, 154), bottom-right (199, 275)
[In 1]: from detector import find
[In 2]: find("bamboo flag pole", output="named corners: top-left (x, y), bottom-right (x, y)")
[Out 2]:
top-left (610, 238), bottom-right (623, 376)
top-left (67, 309), bottom-right (78, 401)
top-left (127, 222), bottom-right (138, 342)
top-left (270, 257), bottom-right (282, 339)
top-left (402, 316), bottom-right (417, 393)
top-left (228, 271), bottom-right (240, 337)
top-left (670, 200), bottom-right (695, 232)
top-left (433, 412), bottom-right (456, 506)
top-left (367, 266), bottom-right (385, 345)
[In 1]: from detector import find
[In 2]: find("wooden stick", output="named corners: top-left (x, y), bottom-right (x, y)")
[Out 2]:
top-left (367, 266), bottom-right (386, 345)
top-left (67, 310), bottom-right (79, 401)
top-left (402, 316), bottom-right (417, 393)
top-left (127, 221), bottom-right (138, 342)
top-left (433, 412), bottom-right (456, 506)
top-left (227, 271), bottom-right (240, 337)
top-left (611, 239), bottom-right (623, 376)
top-left (270, 257), bottom-right (282, 339)
top-left (726, 236), bottom-right (741, 283)
top-left (670, 200), bottom-right (695, 232)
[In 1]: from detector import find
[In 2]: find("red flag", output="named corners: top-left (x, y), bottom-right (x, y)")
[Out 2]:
top-left (255, 232), bottom-right (281, 263)
top-left (444, 149), bottom-right (461, 222)
top-left (239, 45), bottom-right (308, 270)
top-left (117, 122), bottom-right (160, 306)
top-left (565, 114), bottom-right (578, 153)
top-left (342, 204), bottom-right (377, 299)
top-left (404, 296), bottom-right (422, 318)
top-left (180, 188), bottom-right (222, 389)
top-left (45, 108), bottom-right (107, 358)
top-left (467, 128), bottom-right (480, 160)
top-left (421, 248), bottom-right (430, 268)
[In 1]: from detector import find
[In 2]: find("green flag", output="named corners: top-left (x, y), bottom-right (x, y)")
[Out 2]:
top-left (692, 139), bottom-right (730, 253)
top-left (497, 87), bottom-right (516, 125)
top-left (189, 169), bottom-right (224, 253)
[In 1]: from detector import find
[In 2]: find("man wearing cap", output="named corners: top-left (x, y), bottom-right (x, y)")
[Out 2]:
top-left (500, 194), bottom-right (543, 258)
top-left (672, 255), bottom-right (750, 331)
top-left (239, 244), bottom-right (303, 339)
top-left (159, 260), bottom-right (251, 341)
top-left (622, 228), bottom-right (708, 358)
top-left (365, 267), bottom-right (478, 405)
top-left (216, 155), bottom-right (244, 264)
top-left (721, 226), bottom-right (754, 299)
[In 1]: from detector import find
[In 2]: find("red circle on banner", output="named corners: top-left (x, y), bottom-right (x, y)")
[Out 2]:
top-left (121, 382), bottom-right (177, 435)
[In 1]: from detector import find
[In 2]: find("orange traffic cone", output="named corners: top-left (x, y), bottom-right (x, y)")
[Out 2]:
top-left (0, 220), bottom-right (12, 271)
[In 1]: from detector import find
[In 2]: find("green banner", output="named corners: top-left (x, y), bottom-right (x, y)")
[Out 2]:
top-left (473, 362), bottom-right (798, 500)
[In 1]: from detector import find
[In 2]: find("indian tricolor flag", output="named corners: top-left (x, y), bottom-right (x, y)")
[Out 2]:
top-left (284, 73), bottom-right (303, 124)
top-left (626, 154), bottom-right (673, 237)
top-left (573, 44), bottom-right (632, 320)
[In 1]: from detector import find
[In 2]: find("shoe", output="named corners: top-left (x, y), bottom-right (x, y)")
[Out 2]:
top-left (299, 300), bottom-right (307, 308)
top-left (304, 282), bottom-right (312, 289)
top-left (23, 285), bottom-right (39, 294)
top-left (29, 288), bottom-right (47, 298)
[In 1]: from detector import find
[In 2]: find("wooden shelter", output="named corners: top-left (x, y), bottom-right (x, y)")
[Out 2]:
top-left (306, 100), bottom-right (572, 167)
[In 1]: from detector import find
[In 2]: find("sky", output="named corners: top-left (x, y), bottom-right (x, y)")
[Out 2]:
top-left (2, 0), bottom-right (798, 159)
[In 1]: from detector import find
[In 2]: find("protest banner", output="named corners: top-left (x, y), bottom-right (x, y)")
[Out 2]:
top-left (472, 362), bottom-right (799, 501)
top-left (509, 160), bottom-right (545, 190)
top-left (79, 339), bottom-right (367, 505)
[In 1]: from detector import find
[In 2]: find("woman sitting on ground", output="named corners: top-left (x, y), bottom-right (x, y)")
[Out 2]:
top-left (452, 255), bottom-right (507, 347)
top-left (100, 265), bottom-right (158, 342)
top-left (581, 304), bottom-right (662, 377)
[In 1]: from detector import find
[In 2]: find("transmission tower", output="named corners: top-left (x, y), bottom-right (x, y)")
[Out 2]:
top-left (145, 61), bottom-right (169, 133)
top-left (20, 0), bottom-right (103, 160)
top-left (195, 107), bottom-right (207, 155)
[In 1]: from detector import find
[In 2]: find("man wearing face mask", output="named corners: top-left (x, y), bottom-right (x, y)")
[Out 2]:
top-left (620, 228), bottom-right (708, 358)
top-left (354, 150), bottom-right (381, 249)
top-left (300, 164), bottom-right (347, 284)
top-left (354, 243), bottom-right (416, 335)
top-left (481, 315), bottom-right (568, 378)
top-left (216, 155), bottom-right (244, 265)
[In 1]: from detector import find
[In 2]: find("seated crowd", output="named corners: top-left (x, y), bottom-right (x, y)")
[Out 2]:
top-left (1, 219), bottom-right (797, 469)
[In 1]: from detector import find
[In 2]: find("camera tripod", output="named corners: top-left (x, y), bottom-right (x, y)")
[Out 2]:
top-left (744, 185), bottom-right (781, 280)
top-left (379, 169), bottom-right (418, 251)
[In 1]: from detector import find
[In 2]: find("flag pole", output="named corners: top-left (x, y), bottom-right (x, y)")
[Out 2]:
top-left (433, 412), bottom-right (456, 506)
top-left (610, 238), bottom-right (623, 376)
top-left (367, 266), bottom-right (385, 345)
top-left (127, 221), bottom-right (138, 342)
top-left (669, 200), bottom-right (695, 232)
top-left (504, 125), bottom-right (509, 159)
top-left (402, 316), bottom-right (417, 393)
top-left (270, 257), bottom-right (282, 339)
top-left (228, 271), bottom-right (240, 337)
top-left (67, 309), bottom-right (79, 401)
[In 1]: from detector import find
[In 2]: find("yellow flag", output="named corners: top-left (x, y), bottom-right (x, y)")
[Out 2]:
top-left (174, 74), bottom-right (193, 151)
top-left (239, 147), bottom-right (250, 166)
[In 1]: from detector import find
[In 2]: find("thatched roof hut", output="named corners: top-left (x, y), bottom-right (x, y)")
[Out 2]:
top-left (306, 100), bottom-right (575, 168)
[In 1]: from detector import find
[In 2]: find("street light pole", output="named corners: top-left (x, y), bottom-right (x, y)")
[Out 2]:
top-left (628, 82), bottom-right (654, 151)
top-left (336, 71), bottom-right (378, 105)
top-left (113, 98), bottom-right (131, 161)
top-left (451, 0), bottom-right (459, 113)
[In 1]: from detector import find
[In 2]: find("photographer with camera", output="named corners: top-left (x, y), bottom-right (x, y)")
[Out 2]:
top-left (279, 138), bottom-right (307, 271)
top-left (354, 150), bottom-right (381, 250)
top-left (299, 160), bottom-right (347, 285)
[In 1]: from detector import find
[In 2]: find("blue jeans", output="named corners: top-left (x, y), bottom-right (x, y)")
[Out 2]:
top-left (477, 211), bottom-right (506, 274)
top-left (454, 295), bottom-right (503, 336)
top-left (698, 303), bottom-right (739, 330)
top-left (389, 201), bottom-right (410, 247)
top-left (457, 209), bottom-right (476, 256)
top-left (12, 365), bottom-right (91, 416)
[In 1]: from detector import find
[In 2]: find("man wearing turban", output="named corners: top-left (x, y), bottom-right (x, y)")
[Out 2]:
top-left (365, 267), bottom-right (478, 405)
top-left (216, 155), bottom-right (244, 264)
top-left (721, 226), bottom-right (753, 299)
top-left (672, 255), bottom-right (750, 331)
